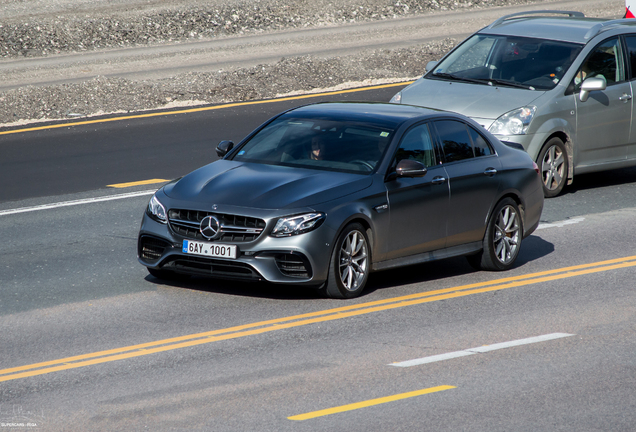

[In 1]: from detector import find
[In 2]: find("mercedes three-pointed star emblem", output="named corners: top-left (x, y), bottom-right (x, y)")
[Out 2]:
top-left (200, 215), bottom-right (221, 240)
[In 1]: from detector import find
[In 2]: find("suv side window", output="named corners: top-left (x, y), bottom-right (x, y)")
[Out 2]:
top-left (575, 37), bottom-right (625, 87)
top-left (467, 126), bottom-right (493, 157)
top-left (434, 120), bottom-right (474, 163)
top-left (394, 123), bottom-right (437, 167)
top-left (624, 35), bottom-right (636, 80)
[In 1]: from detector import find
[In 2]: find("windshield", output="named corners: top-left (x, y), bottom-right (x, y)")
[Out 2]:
top-left (428, 34), bottom-right (583, 90)
top-left (231, 116), bottom-right (394, 174)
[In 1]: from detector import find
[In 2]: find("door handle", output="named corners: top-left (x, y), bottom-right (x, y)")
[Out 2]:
top-left (619, 94), bottom-right (632, 102)
top-left (431, 176), bottom-right (447, 185)
top-left (484, 168), bottom-right (498, 176)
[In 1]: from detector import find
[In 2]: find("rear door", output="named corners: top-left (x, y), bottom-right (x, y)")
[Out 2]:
top-left (623, 34), bottom-right (636, 161)
top-left (574, 36), bottom-right (631, 166)
top-left (433, 119), bottom-right (502, 248)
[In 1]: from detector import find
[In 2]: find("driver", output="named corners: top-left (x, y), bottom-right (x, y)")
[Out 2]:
top-left (310, 134), bottom-right (328, 160)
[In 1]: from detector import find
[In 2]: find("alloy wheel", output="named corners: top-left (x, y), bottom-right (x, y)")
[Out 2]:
top-left (541, 144), bottom-right (565, 192)
top-left (493, 205), bottom-right (521, 265)
top-left (338, 230), bottom-right (368, 292)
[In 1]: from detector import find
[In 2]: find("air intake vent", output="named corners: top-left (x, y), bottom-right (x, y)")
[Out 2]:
top-left (275, 254), bottom-right (312, 279)
top-left (139, 236), bottom-right (171, 261)
top-left (162, 256), bottom-right (262, 280)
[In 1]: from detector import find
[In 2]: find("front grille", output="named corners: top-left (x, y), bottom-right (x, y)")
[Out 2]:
top-left (168, 209), bottom-right (266, 242)
top-left (162, 256), bottom-right (262, 280)
top-left (275, 253), bottom-right (312, 279)
top-left (139, 236), bottom-right (171, 261)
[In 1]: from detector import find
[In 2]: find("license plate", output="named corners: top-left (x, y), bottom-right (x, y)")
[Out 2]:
top-left (182, 240), bottom-right (238, 259)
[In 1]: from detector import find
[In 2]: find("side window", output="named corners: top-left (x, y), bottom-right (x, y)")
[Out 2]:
top-left (434, 120), bottom-right (474, 163)
top-left (394, 123), bottom-right (437, 167)
top-left (575, 37), bottom-right (625, 87)
top-left (468, 126), bottom-right (493, 157)
top-left (625, 35), bottom-right (636, 80)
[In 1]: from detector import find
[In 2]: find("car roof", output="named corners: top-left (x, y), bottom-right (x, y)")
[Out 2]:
top-left (285, 102), bottom-right (450, 127)
top-left (478, 11), bottom-right (636, 44)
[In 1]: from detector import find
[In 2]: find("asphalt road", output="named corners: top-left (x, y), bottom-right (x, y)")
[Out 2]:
top-left (0, 85), bottom-right (404, 204)
top-left (1, 86), bottom-right (636, 431)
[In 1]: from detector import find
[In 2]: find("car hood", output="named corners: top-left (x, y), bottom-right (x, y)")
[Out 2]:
top-left (164, 160), bottom-right (373, 209)
top-left (400, 78), bottom-right (545, 121)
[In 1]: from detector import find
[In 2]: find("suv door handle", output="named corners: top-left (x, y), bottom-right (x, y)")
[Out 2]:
top-left (620, 94), bottom-right (632, 102)
top-left (484, 168), bottom-right (498, 176)
top-left (431, 176), bottom-right (447, 185)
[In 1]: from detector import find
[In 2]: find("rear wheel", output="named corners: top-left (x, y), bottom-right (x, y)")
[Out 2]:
top-left (319, 223), bottom-right (370, 299)
top-left (538, 137), bottom-right (568, 198)
top-left (467, 198), bottom-right (523, 271)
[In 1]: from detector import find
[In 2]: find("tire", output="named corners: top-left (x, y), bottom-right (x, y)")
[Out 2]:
top-left (467, 198), bottom-right (523, 271)
top-left (319, 223), bottom-right (371, 299)
top-left (537, 137), bottom-right (568, 198)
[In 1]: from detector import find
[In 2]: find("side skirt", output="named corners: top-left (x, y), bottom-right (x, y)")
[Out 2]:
top-left (372, 242), bottom-right (482, 272)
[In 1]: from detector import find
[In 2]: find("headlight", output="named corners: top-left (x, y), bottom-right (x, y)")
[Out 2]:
top-left (271, 213), bottom-right (325, 237)
top-left (389, 91), bottom-right (402, 104)
top-left (147, 194), bottom-right (167, 223)
top-left (488, 106), bottom-right (536, 136)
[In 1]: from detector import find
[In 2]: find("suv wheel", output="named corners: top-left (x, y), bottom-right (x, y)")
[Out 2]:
top-left (538, 137), bottom-right (568, 197)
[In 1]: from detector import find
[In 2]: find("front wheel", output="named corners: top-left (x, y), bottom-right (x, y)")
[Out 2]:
top-left (468, 198), bottom-right (523, 271)
top-left (319, 223), bottom-right (371, 299)
top-left (538, 137), bottom-right (568, 198)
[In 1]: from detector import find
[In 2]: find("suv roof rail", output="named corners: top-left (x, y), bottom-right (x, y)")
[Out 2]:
top-left (584, 18), bottom-right (636, 39)
top-left (486, 10), bottom-right (585, 29)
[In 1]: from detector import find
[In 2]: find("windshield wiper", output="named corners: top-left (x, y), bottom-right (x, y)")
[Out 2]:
top-left (431, 72), bottom-right (490, 86)
top-left (484, 78), bottom-right (535, 90)
top-left (432, 72), bottom-right (535, 90)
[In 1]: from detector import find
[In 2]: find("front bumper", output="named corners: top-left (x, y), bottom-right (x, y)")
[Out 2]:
top-left (137, 212), bottom-right (335, 285)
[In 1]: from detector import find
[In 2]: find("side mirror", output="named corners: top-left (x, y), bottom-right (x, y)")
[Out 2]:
top-left (425, 60), bottom-right (439, 73)
top-left (216, 140), bottom-right (234, 157)
top-left (396, 159), bottom-right (428, 178)
top-left (579, 76), bottom-right (606, 102)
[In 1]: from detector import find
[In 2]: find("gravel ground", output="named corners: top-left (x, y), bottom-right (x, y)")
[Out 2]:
top-left (0, 0), bottom-right (622, 127)
top-left (0, 40), bottom-right (456, 125)
top-left (0, 0), bottom-right (531, 57)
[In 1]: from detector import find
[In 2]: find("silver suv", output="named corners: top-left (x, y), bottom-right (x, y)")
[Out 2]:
top-left (390, 10), bottom-right (636, 197)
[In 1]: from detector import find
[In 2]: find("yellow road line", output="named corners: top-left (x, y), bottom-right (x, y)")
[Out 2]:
top-left (0, 82), bottom-right (414, 137)
top-left (107, 179), bottom-right (169, 188)
top-left (2, 254), bottom-right (635, 382)
top-left (288, 385), bottom-right (456, 421)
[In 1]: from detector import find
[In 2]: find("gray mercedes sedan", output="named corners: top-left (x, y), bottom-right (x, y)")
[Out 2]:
top-left (138, 102), bottom-right (543, 299)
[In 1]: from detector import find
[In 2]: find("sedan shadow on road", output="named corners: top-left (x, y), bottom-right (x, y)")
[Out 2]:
top-left (143, 235), bottom-right (554, 300)
top-left (144, 274), bottom-right (321, 301)
top-left (365, 235), bottom-right (554, 293)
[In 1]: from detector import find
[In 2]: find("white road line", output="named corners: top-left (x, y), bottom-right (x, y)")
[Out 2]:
top-left (389, 333), bottom-right (575, 368)
top-left (0, 190), bottom-right (156, 216)
top-left (537, 217), bottom-right (585, 230)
